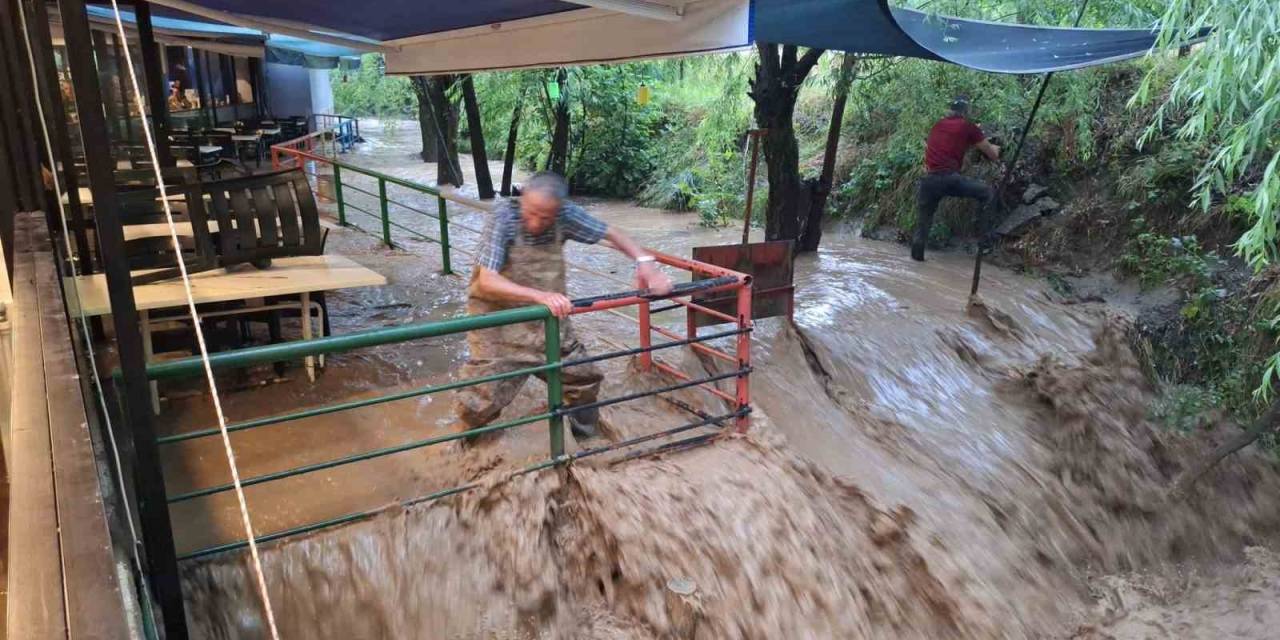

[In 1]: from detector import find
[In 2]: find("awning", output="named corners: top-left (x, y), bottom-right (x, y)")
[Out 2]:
top-left (83, 5), bottom-right (366, 67)
top-left (141, 0), bottom-right (1199, 76)
top-left (753, 0), bottom-right (1202, 74)
top-left (386, 0), bottom-right (750, 75)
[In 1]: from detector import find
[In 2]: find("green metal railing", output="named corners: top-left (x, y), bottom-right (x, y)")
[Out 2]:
top-left (149, 277), bottom-right (753, 561)
top-left (272, 143), bottom-right (458, 275)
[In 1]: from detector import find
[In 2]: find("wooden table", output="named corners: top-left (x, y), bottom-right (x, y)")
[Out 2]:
top-left (121, 217), bottom-right (337, 242)
top-left (115, 159), bottom-right (194, 170)
top-left (66, 255), bottom-right (387, 411)
top-left (63, 187), bottom-right (186, 207)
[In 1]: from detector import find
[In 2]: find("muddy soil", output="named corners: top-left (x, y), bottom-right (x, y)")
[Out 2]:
top-left (167, 120), bottom-right (1280, 638)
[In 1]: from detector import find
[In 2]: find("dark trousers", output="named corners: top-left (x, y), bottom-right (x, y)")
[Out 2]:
top-left (913, 171), bottom-right (996, 257)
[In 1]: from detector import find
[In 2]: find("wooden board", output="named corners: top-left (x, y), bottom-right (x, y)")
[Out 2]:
top-left (66, 254), bottom-right (387, 317)
top-left (34, 216), bottom-right (134, 638)
top-left (6, 217), bottom-right (68, 639)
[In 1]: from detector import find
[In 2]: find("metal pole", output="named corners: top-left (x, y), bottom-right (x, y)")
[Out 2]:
top-left (111, 32), bottom-right (135, 144)
top-left (741, 129), bottom-right (763, 245)
top-left (23, 0), bottom-right (94, 273)
top-left (57, 0), bottom-right (189, 636)
top-left (735, 283), bottom-right (752, 432)
top-left (971, 0), bottom-right (1089, 297)
top-left (437, 195), bottom-right (452, 274)
top-left (134, 0), bottom-right (174, 167)
top-left (638, 302), bottom-right (652, 370)
top-left (544, 317), bottom-right (565, 458)
top-left (378, 176), bottom-right (391, 246)
top-left (0, 0), bottom-right (42, 211)
top-left (333, 163), bottom-right (346, 225)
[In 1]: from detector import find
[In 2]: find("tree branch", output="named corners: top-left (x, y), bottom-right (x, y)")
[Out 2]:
top-left (792, 47), bottom-right (827, 85)
top-left (781, 44), bottom-right (797, 74)
top-left (1171, 400), bottom-right (1280, 498)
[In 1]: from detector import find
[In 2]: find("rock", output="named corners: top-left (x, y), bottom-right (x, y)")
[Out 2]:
top-left (996, 203), bottom-right (1044, 236)
top-left (1036, 197), bottom-right (1061, 213)
top-left (1023, 183), bottom-right (1049, 203)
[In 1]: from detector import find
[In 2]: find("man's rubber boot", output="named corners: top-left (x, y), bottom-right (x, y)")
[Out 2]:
top-left (568, 406), bottom-right (601, 440)
top-left (911, 243), bottom-right (926, 262)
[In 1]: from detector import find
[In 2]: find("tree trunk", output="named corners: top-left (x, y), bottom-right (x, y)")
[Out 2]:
top-left (411, 77), bottom-right (438, 162)
top-left (547, 68), bottom-right (570, 176)
top-left (1172, 401), bottom-right (1280, 497)
top-left (801, 53), bottom-right (858, 253)
top-left (749, 43), bottom-right (825, 243)
top-left (426, 75), bottom-right (464, 186)
top-left (501, 87), bottom-right (526, 196)
top-left (461, 75), bottom-right (495, 199)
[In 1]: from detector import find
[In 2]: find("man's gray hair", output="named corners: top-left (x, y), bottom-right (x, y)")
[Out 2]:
top-left (950, 94), bottom-right (971, 115)
top-left (525, 171), bottom-right (569, 201)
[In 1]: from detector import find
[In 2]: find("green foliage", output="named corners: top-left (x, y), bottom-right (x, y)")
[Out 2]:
top-left (1131, 0), bottom-right (1280, 399)
top-left (1118, 219), bottom-right (1214, 289)
top-left (331, 54), bottom-right (416, 118)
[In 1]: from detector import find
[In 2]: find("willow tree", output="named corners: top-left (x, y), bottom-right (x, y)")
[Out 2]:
top-left (1135, 0), bottom-right (1280, 473)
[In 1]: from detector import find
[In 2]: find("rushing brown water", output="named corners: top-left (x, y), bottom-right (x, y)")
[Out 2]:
top-left (168, 120), bottom-right (1280, 638)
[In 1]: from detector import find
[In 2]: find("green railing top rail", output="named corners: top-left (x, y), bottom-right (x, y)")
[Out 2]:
top-left (145, 304), bottom-right (549, 381)
top-left (271, 143), bottom-right (468, 203)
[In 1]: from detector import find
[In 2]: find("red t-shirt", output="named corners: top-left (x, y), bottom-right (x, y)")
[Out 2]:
top-left (924, 115), bottom-right (985, 173)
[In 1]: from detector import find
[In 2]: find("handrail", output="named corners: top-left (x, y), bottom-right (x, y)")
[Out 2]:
top-left (145, 276), bottom-right (744, 382)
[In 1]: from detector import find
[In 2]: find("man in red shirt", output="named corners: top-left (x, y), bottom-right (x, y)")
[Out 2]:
top-left (913, 95), bottom-right (1002, 261)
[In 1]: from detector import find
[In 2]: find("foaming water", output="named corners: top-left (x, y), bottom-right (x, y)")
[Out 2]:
top-left (172, 121), bottom-right (1280, 638)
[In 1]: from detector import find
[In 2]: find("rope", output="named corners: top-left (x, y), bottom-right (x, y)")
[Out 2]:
top-left (105, 3), bottom-right (282, 637)
top-left (15, 0), bottom-right (147, 583)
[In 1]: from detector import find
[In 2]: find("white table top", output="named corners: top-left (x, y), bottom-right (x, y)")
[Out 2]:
top-left (115, 159), bottom-right (194, 170)
top-left (212, 127), bottom-right (237, 134)
top-left (198, 145), bottom-right (224, 154)
top-left (260, 128), bottom-right (282, 136)
top-left (121, 217), bottom-right (337, 242)
top-left (63, 187), bottom-right (186, 207)
top-left (231, 134), bottom-right (261, 142)
top-left (66, 255), bottom-right (386, 317)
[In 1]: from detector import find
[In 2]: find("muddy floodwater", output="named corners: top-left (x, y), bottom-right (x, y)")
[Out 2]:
top-left (162, 120), bottom-right (1280, 638)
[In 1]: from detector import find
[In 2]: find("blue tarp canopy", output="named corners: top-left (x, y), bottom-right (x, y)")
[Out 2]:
top-left (142, 0), bottom-right (1197, 75)
top-left (753, 0), bottom-right (1195, 74)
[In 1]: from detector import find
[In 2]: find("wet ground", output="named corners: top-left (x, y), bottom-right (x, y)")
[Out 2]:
top-left (162, 120), bottom-right (1280, 638)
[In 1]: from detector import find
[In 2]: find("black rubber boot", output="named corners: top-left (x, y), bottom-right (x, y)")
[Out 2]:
top-left (568, 406), bottom-right (600, 440)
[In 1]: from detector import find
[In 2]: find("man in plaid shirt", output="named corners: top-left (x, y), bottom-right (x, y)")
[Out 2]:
top-left (454, 172), bottom-right (672, 441)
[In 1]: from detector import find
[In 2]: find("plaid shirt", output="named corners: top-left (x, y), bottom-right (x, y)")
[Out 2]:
top-left (474, 198), bottom-right (608, 272)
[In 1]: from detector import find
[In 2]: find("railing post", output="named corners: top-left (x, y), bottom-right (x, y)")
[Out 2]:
top-left (735, 283), bottom-right (752, 433)
top-left (333, 163), bottom-right (346, 226)
top-left (544, 316), bottom-right (564, 458)
top-left (271, 146), bottom-right (280, 170)
top-left (378, 177), bottom-right (392, 247)
top-left (638, 302), bottom-right (652, 370)
top-left (437, 195), bottom-right (452, 274)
